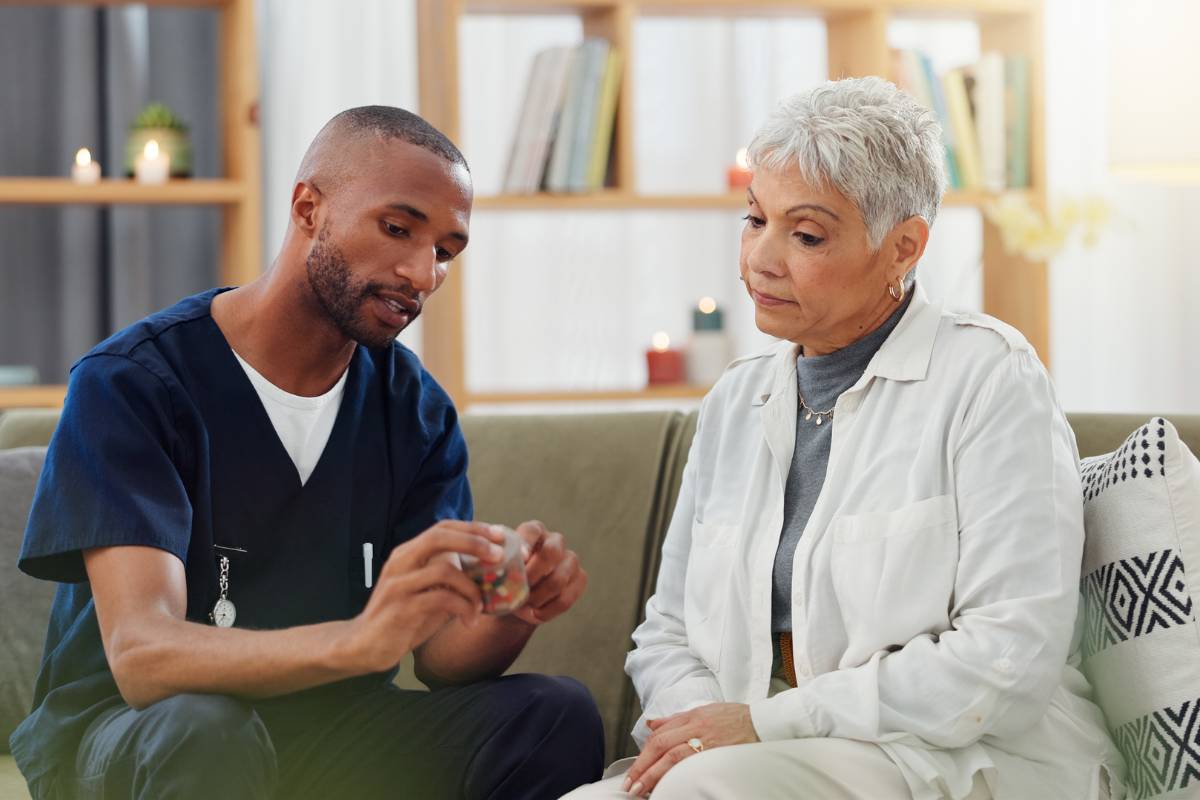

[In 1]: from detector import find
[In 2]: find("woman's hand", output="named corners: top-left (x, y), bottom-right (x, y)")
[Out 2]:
top-left (622, 703), bottom-right (759, 797)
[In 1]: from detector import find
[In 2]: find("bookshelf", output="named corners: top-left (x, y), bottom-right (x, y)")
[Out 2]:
top-left (430, 0), bottom-right (1048, 409)
top-left (0, 0), bottom-right (262, 412)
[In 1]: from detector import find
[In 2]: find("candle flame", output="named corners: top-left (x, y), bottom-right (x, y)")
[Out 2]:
top-left (145, 140), bottom-right (160, 159)
top-left (651, 331), bottom-right (671, 352)
top-left (735, 147), bottom-right (749, 170)
top-left (75, 148), bottom-right (92, 167)
top-left (698, 297), bottom-right (717, 314)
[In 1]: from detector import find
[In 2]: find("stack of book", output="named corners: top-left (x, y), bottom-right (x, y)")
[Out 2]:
top-left (891, 50), bottom-right (1031, 192)
top-left (502, 38), bottom-right (623, 195)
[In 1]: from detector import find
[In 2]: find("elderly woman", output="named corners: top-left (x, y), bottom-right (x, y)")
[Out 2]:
top-left (563, 77), bottom-right (1122, 800)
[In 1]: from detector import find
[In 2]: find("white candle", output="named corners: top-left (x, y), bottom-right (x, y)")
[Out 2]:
top-left (135, 139), bottom-right (170, 185)
top-left (71, 148), bottom-right (101, 184)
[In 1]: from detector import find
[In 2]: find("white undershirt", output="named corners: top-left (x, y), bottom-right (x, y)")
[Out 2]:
top-left (232, 352), bottom-right (348, 485)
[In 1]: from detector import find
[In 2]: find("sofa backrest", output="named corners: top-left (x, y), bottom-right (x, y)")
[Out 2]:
top-left (3, 408), bottom-right (1200, 763)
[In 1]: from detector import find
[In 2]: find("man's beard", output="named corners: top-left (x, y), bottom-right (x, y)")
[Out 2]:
top-left (306, 225), bottom-right (421, 349)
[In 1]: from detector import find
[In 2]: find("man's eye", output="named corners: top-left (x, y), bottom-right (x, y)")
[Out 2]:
top-left (436, 248), bottom-right (453, 262)
top-left (384, 222), bottom-right (408, 237)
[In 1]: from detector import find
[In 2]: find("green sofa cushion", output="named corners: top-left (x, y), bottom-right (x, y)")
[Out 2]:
top-left (0, 447), bottom-right (54, 756)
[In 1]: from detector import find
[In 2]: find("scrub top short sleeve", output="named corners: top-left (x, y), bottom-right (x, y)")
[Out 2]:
top-left (386, 369), bottom-right (472, 551)
top-left (19, 352), bottom-right (193, 583)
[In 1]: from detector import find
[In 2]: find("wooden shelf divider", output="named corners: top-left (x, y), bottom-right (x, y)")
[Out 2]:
top-left (0, 178), bottom-right (246, 206)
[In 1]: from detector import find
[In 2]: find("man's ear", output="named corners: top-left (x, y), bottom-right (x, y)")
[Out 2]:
top-left (291, 181), bottom-right (321, 237)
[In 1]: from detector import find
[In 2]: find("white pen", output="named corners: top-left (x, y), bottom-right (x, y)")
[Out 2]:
top-left (363, 542), bottom-right (374, 589)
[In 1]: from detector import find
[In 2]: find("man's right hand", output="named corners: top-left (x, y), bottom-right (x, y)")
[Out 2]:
top-left (335, 521), bottom-right (507, 674)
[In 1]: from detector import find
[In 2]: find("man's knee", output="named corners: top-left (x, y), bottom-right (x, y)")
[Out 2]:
top-left (139, 694), bottom-right (276, 777)
top-left (515, 675), bottom-right (603, 747)
top-left (498, 674), bottom-right (605, 784)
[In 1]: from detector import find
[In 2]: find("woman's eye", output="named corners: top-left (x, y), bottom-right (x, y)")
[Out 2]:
top-left (384, 222), bottom-right (408, 237)
top-left (741, 214), bottom-right (765, 229)
top-left (796, 232), bottom-right (824, 246)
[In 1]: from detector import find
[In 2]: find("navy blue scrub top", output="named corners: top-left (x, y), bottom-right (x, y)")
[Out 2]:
top-left (8, 288), bottom-right (472, 794)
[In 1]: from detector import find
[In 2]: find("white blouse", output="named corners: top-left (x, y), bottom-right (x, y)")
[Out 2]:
top-left (625, 286), bottom-right (1124, 800)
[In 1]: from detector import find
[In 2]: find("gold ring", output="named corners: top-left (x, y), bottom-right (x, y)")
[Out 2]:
top-left (688, 737), bottom-right (704, 754)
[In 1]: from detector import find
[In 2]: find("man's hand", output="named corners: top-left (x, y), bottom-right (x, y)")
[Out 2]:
top-left (336, 521), bottom-right (506, 673)
top-left (622, 703), bottom-right (759, 797)
top-left (509, 520), bottom-right (587, 626)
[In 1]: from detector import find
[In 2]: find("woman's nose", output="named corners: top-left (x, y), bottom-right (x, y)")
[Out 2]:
top-left (745, 233), bottom-right (787, 278)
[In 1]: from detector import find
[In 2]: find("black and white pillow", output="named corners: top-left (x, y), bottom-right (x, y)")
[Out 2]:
top-left (1079, 418), bottom-right (1200, 800)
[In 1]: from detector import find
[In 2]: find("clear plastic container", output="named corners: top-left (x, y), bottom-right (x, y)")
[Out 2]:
top-left (461, 526), bottom-right (530, 615)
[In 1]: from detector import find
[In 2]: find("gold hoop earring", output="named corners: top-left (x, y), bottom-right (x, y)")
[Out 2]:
top-left (888, 277), bottom-right (905, 303)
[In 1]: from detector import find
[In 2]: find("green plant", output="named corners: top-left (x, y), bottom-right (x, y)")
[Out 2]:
top-left (132, 103), bottom-right (189, 132)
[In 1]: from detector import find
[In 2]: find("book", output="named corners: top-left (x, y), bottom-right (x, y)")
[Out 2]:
top-left (0, 365), bottom-right (38, 385)
top-left (567, 39), bottom-right (612, 192)
top-left (545, 44), bottom-right (593, 193)
top-left (586, 49), bottom-right (623, 190)
top-left (503, 46), bottom-right (575, 194)
top-left (502, 48), bottom-right (555, 194)
top-left (919, 52), bottom-right (962, 190)
top-left (1005, 55), bottom-right (1030, 189)
top-left (975, 52), bottom-right (1007, 192)
top-left (942, 69), bottom-right (982, 190)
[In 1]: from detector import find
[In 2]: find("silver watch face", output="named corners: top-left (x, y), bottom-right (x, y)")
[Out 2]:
top-left (212, 598), bottom-right (237, 628)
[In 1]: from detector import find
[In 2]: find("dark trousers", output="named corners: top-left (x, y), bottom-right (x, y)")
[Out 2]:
top-left (71, 674), bottom-right (605, 799)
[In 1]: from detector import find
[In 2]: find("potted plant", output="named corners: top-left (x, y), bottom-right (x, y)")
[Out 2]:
top-left (124, 102), bottom-right (193, 178)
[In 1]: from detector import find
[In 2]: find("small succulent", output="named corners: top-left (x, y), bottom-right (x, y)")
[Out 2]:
top-left (132, 103), bottom-right (189, 132)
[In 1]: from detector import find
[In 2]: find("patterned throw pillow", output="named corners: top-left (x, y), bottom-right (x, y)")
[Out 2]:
top-left (1079, 418), bottom-right (1200, 800)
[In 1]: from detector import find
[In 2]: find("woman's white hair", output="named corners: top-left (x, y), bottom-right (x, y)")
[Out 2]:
top-left (747, 76), bottom-right (946, 257)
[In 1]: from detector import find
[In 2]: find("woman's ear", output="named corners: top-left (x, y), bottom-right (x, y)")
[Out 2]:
top-left (890, 215), bottom-right (930, 278)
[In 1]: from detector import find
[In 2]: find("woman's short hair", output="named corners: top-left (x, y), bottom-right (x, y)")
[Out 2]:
top-left (747, 76), bottom-right (946, 253)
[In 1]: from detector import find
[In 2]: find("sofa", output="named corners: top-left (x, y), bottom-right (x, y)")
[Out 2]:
top-left (2, 407), bottom-right (1199, 798)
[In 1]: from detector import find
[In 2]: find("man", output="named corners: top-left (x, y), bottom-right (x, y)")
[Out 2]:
top-left (10, 106), bottom-right (603, 799)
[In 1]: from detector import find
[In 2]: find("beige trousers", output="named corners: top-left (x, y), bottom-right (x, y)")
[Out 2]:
top-left (560, 737), bottom-right (993, 800)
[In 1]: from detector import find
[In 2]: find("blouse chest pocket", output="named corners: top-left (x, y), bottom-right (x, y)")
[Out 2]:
top-left (683, 520), bottom-right (736, 672)
top-left (828, 495), bottom-right (959, 664)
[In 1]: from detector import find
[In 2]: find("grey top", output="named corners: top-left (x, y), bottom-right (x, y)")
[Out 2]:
top-left (771, 293), bottom-right (912, 633)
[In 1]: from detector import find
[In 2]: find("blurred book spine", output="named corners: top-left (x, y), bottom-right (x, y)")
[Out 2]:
top-left (502, 39), bottom-right (621, 195)
top-left (892, 49), bottom-right (1030, 193)
top-left (0, 365), bottom-right (39, 385)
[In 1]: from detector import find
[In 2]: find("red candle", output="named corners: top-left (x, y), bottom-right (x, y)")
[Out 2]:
top-left (646, 332), bottom-right (686, 385)
top-left (726, 147), bottom-right (752, 190)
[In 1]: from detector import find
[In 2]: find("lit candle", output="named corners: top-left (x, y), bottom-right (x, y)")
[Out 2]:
top-left (726, 147), bottom-right (752, 191)
top-left (135, 139), bottom-right (170, 185)
top-left (71, 148), bottom-right (101, 184)
top-left (687, 297), bottom-right (733, 385)
top-left (646, 331), bottom-right (686, 385)
top-left (693, 296), bottom-right (724, 331)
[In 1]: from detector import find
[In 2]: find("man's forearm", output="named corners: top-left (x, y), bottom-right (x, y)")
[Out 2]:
top-left (414, 614), bottom-right (537, 686)
top-left (109, 613), bottom-right (363, 709)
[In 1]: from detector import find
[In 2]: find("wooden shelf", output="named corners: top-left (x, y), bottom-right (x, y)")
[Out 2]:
top-left (10, 0), bottom-right (230, 6)
top-left (417, 0), bottom-right (1048, 404)
top-left (0, 385), bottom-right (67, 410)
top-left (469, 385), bottom-right (710, 405)
top-left (475, 188), bottom-right (1034, 211)
top-left (0, 0), bottom-right (262, 287)
top-left (0, 178), bottom-right (247, 206)
top-left (464, 0), bottom-right (1035, 14)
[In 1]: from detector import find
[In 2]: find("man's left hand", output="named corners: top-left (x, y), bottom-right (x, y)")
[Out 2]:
top-left (510, 521), bottom-right (586, 626)
top-left (622, 703), bottom-right (759, 797)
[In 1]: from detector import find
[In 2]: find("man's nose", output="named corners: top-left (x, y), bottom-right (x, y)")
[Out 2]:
top-left (397, 249), bottom-right (439, 293)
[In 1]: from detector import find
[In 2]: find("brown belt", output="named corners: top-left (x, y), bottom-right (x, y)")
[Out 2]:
top-left (779, 631), bottom-right (798, 688)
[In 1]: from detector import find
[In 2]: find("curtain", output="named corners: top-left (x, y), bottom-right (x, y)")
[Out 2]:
top-left (0, 5), bottom-right (220, 384)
